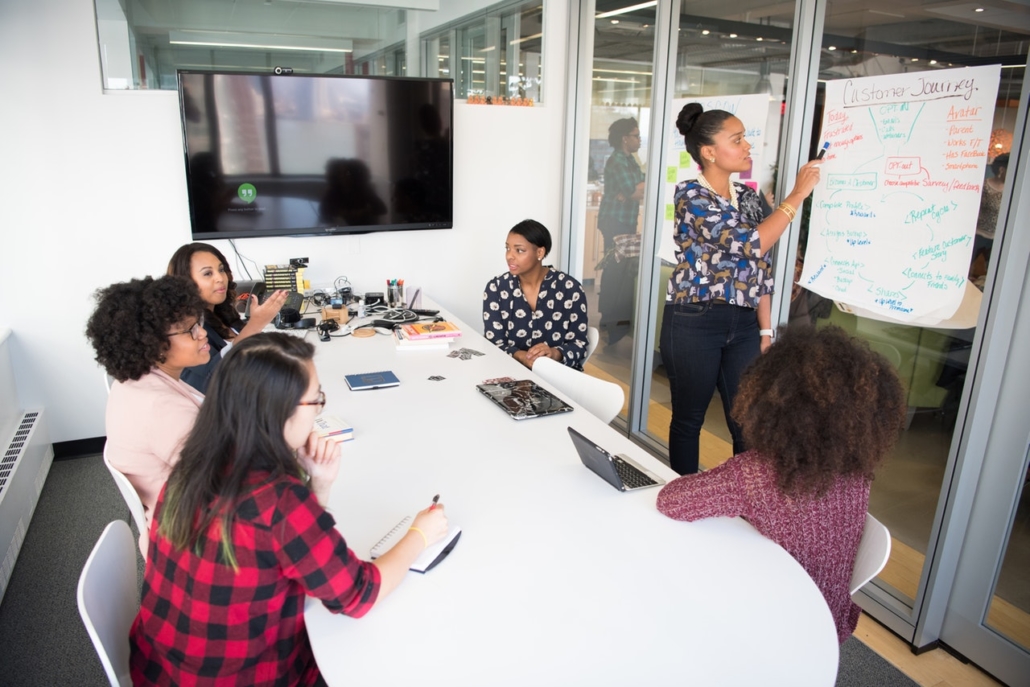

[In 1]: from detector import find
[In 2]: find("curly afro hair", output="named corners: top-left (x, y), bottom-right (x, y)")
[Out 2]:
top-left (731, 324), bottom-right (907, 497)
top-left (86, 276), bottom-right (205, 382)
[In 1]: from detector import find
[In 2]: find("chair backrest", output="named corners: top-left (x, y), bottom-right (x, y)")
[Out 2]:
top-left (532, 357), bottom-right (624, 424)
top-left (77, 520), bottom-right (139, 687)
top-left (850, 512), bottom-right (892, 595)
top-left (585, 326), bottom-right (600, 363)
top-left (104, 371), bottom-right (114, 395)
top-left (103, 446), bottom-right (149, 539)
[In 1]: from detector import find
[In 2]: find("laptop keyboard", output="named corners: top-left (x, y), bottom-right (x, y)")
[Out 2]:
top-left (613, 456), bottom-right (657, 489)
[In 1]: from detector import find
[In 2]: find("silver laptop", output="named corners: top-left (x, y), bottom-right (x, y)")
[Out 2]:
top-left (567, 427), bottom-right (666, 492)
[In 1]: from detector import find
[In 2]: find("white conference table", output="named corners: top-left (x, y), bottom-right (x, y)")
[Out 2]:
top-left (304, 303), bottom-right (839, 686)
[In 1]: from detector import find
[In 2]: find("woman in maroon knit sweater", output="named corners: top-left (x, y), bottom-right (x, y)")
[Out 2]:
top-left (656, 325), bottom-right (906, 643)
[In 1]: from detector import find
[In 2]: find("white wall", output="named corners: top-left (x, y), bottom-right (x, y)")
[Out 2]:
top-left (0, 0), bottom-right (569, 442)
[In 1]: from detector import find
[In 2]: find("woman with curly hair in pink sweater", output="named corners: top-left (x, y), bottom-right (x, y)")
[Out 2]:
top-left (656, 324), bottom-right (906, 643)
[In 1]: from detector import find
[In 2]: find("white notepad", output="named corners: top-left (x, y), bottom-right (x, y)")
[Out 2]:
top-left (369, 516), bottom-right (462, 573)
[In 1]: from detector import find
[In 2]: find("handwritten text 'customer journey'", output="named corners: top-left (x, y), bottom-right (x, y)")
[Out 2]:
top-left (799, 64), bottom-right (1000, 323)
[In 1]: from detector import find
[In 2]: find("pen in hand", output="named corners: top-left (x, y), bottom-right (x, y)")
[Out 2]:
top-left (429, 494), bottom-right (440, 511)
top-left (816, 141), bottom-right (830, 160)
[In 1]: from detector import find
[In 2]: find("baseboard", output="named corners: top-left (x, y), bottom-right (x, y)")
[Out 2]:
top-left (53, 437), bottom-right (106, 460)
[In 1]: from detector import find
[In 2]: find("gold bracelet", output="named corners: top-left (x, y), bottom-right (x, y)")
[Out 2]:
top-left (776, 202), bottom-right (796, 221)
top-left (408, 526), bottom-right (429, 549)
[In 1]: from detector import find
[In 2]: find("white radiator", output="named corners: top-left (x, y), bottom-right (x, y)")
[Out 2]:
top-left (0, 408), bottom-right (53, 607)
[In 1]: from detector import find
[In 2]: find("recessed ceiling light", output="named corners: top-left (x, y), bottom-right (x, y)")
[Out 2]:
top-left (930, 59), bottom-right (937, 65)
top-left (611, 19), bottom-right (619, 24)
top-left (828, 46), bottom-right (836, 51)
top-left (912, 58), bottom-right (919, 62)
top-left (756, 37), bottom-right (763, 41)
top-left (974, 7), bottom-right (984, 12)
top-left (729, 33), bottom-right (737, 38)
top-left (851, 49), bottom-right (858, 54)
top-left (702, 29), bottom-right (710, 35)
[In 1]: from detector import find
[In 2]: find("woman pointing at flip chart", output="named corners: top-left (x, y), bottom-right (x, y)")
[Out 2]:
top-left (660, 103), bottom-right (822, 476)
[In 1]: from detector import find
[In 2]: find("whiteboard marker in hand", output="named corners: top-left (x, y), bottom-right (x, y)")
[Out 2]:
top-left (816, 142), bottom-right (830, 160)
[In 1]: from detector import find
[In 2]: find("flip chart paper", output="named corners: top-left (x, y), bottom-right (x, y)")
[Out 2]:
top-left (800, 65), bottom-right (1001, 323)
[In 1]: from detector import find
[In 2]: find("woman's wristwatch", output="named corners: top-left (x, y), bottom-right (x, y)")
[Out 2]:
top-left (759, 329), bottom-right (775, 338)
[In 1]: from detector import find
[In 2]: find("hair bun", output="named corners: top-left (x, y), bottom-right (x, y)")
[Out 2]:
top-left (676, 103), bottom-right (704, 137)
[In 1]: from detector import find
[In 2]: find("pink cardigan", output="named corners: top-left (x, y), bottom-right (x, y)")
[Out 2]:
top-left (656, 451), bottom-right (869, 643)
top-left (106, 368), bottom-right (202, 534)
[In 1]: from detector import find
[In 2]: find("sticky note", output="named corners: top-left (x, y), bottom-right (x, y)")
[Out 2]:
top-left (667, 166), bottom-right (677, 183)
top-left (680, 151), bottom-right (692, 167)
top-left (665, 204), bottom-right (675, 221)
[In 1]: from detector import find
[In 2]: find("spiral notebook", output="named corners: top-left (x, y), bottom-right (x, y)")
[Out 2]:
top-left (369, 516), bottom-right (462, 573)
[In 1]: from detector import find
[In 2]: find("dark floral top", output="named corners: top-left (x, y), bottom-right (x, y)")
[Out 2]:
top-left (666, 180), bottom-right (774, 308)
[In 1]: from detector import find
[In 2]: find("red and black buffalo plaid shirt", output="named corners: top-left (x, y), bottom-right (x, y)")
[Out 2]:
top-left (130, 472), bottom-right (381, 686)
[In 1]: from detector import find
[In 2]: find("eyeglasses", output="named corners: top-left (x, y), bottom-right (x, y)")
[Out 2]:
top-left (168, 317), bottom-right (205, 341)
top-left (298, 389), bottom-right (326, 410)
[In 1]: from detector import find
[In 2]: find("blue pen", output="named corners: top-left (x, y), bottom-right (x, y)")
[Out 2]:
top-left (816, 141), bottom-right (830, 160)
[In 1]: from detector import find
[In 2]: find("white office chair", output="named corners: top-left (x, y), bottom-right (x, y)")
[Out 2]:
top-left (77, 520), bottom-right (138, 687)
top-left (585, 326), bottom-right (600, 363)
top-left (103, 446), bottom-right (149, 540)
top-left (850, 512), bottom-right (892, 595)
top-left (103, 371), bottom-right (114, 395)
top-left (532, 356), bottom-right (624, 424)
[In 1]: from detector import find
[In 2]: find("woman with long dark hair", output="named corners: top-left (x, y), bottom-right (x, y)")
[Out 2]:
top-left (657, 325), bottom-right (906, 643)
top-left (130, 333), bottom-right (449, 686)
top-left (168, 242), bottom-right (289, 393)
top-left (660, 103), bottom-right (822, 475)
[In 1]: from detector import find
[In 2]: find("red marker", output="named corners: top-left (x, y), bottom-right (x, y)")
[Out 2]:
top-left (429, 494), bottom-right (440, 511)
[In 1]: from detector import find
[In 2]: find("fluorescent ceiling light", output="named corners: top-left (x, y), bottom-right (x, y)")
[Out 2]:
top-left (510, 32), bottom-right (543, 45)
top-left (593, 68), bottom-right (652, 76)
top-left (596, 1), bottom-right (657, 19)
top-left (169, 30), bottom-right (352, 53)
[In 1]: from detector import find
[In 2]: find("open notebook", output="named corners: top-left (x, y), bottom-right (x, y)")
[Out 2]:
top-left (370, 516), bottom-right (462, 573)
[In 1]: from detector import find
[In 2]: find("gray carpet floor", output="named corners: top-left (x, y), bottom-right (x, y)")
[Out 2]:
top-left (0, 454), bottom-right (919, 687)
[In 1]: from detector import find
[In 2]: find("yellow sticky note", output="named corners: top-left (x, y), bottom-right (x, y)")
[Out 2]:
top-left (667, 166), bottom-right (677, 183)
top-left (679, 151), bottom-right (692, 167)
top-left (665, 204), bottom-right (675, 221)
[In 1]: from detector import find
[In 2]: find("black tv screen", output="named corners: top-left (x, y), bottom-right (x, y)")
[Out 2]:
top-left (177, 70), bottom-right (453, 240)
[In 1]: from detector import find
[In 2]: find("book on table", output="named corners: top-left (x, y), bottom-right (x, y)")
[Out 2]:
top-left (313, 414), bottom-right (354, 442)
top-left (393, 329), bottom-right (453, 349)
top-left (399, 321), bottom-right (462, 340)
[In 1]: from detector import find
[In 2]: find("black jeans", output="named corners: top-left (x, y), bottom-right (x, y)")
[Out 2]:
top-left (659, 300), bottom-right (760, 475)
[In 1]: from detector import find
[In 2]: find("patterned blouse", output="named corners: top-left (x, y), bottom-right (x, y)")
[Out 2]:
top-left (482, 269), bottom-right (589, 370)
top-left (666, 180), bottom-right (774, 308)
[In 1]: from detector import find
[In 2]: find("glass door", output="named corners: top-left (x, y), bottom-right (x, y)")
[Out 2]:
top-left (937, 82), bottom-right (1030, 684)
top-left (786, 0), bottom-right (1029, 649)
top-left (577, 0), bottom-right (659, 419)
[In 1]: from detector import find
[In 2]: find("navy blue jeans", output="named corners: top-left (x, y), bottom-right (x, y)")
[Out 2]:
top-left (659, 301), bottom-right (760, 475)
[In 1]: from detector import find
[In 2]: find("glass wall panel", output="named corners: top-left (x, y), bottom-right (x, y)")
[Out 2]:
top-left (420, 0), bottom-right (543, 102)
top-left (580, 1), bottom-right (658, 418)
top-left (94, 0), bottom-right (408, 90)
top-left (642, 1), bottom-right (797, 468)
top-left (986, 452), bottom-right (1030, 651)
top-left (789, 0), bottom-right (1027, 612)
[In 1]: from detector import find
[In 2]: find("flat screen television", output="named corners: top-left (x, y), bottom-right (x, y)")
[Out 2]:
top-left (177, 70), bottom-right (453, 240)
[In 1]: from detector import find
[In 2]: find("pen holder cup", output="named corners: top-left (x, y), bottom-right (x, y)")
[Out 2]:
top-left (389, 284), bottom-right (404, 308)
